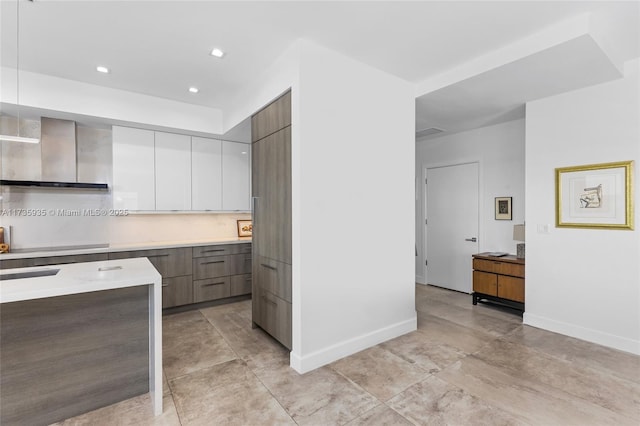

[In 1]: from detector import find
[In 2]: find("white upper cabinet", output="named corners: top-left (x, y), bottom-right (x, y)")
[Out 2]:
top-left (222, 141), bottom-right (251, 211)
top-left (112, 126), bottom-right (155, 210)
top-left (112, 126), bottom-right (250, 212)
top-left (155, 132), bottom-right (192, 210)
top-left (192, 137), bottom-right (222, 210)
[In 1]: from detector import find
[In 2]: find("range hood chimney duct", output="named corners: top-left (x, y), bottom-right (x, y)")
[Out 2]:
top-left (41, 117), bottom-right (77, 182)
top-left (0, 117), bottom-right (108, 190)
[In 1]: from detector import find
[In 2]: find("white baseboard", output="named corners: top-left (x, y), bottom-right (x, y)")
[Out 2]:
top-left (290, 315), bottom-right (417, 374)
top-left (523, 312), bottom-right (640, 356)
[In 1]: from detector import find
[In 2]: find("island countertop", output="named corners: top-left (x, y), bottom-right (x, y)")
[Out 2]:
top-left (0, 237), bottom-right (252, 261)
top-left (0, 257), bottom-right (162, 303)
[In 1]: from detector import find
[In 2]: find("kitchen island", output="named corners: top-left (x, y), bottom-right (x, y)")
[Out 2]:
top-left (0, 258), bottom-right (162, 425)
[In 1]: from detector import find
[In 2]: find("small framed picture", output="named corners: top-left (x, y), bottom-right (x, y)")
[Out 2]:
top-left (495, 197), bottom-right (512, 220)
top-left (237, 220), bottom-right (253, 237)
top-left (556, 161), bottom-right (634, 229)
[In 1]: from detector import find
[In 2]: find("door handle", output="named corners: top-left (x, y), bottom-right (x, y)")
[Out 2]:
top-left (465, 237), bottom-right (477, 242)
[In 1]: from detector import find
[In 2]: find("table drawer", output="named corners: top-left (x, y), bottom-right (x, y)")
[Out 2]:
top-left (193, 277), bottom-right (230, 303)
top-left (473, 258), bottom-right (524, 278)
top-left (473, 270), bottom-right (497, 296)
top-left (498, 275), bottom-right (525, 303)
top-left (193, 256), bottom-right (229, 280)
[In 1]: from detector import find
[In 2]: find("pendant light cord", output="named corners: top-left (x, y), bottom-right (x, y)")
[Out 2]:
top-left (16, 0), bottom-right (21, 136)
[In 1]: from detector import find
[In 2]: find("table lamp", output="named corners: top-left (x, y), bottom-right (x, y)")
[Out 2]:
top-left (513, 224), bottom-right (525, 259)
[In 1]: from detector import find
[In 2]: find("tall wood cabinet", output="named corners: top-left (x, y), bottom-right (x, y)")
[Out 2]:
top-left (251, 91), bottom-right (292, 349)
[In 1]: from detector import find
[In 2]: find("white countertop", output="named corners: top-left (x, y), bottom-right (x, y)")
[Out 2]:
top-left (0, 258), bottom-right (162, 303)
top-left (0, 237), bottom-right (252, 261)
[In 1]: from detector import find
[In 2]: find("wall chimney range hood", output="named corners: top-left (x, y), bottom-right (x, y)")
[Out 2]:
top-left (1, 117), bottom-right (109, 190)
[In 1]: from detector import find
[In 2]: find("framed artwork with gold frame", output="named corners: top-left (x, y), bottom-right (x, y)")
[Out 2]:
top-left (237, 220), bottom-right (253, 237)
top-left (555, 160), bottom-right (634, 230)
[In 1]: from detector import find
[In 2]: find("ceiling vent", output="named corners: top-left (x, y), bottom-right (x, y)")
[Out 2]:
top-left (416, 127), bottom-right (444, 138)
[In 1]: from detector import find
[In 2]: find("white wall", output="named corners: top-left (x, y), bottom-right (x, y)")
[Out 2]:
top-left (525, 59), bottom-right (640, 355)
top-left (415, 119), bottom-right (526, 283)
top-left (290, 41), bottom-right (416, 372)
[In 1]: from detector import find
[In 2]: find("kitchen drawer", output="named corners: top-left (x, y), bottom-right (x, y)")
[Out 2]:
top-left (255, 287), bottom-right (291, 349)
top-left (193, 277), bottom-right (230, 303)
top-left (29, 253), bottom-right (109, 267)
top-left (233, 243), bottom-right (252, 255)
top-left (253, 255), bottom-right (291, 302)
top-left (230, 274), bottom-right (252, 296)
top-left (162, 276), bottom-right (193, 308)
top-left (498, 275), bottom-right (525, 303)
top-left (193, 255), bottom-right (229, 280)
top-left (109, 248), bottom-right (191, 278)
top-left (192, 245), bottom-right (235, 258)
top-left (473, 258), bottom-right (524, 278)
top-left (0, 258), bottom-right (31, 270)
top-left (229, 253), bottom-right (252, 275)
top-left (251, 91), bottom-right (291, 142)
top-left (473, 270), bottom-right (497, 296)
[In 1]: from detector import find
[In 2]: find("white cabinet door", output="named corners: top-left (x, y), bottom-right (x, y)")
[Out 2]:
top-left (222, 141), bottom-right (251, 211)
top-left (191, 137), bottom-right (222, 210)
top-left (155, 132), bottom-right (192, 210)
top-left (112, 126), bottom-right (155, 210)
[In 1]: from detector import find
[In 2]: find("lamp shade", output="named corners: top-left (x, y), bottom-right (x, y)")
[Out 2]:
top-left (513, 224), bottom-right (525, 242)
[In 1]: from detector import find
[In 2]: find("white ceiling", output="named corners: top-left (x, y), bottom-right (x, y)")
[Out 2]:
top-left (1, 1), bottom-right (638, 138)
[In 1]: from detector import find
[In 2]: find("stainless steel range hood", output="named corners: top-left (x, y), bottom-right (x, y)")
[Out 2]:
top-left (1, 117), bottom-right (109, 190)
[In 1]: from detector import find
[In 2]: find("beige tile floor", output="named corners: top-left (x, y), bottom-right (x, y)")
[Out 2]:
top-left (54, 284), bottom-right (640, 425)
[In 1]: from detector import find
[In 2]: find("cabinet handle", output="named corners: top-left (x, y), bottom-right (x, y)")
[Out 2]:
top-left (147, 254), bottom-right (170, 258)
top-left (201, 260), bottom-right (225, 265)
top-left (244, 258), bottom-right (252, 262)
top-left (261, 263), bottom-right (277, 271)
top-left (203, 281), bottom-right (225, 287)
top-left (162, 284), bottom-right (169, 288)
top-left (202, 249), bottom-right (225, 253)
top-left (98, 265), bottom-right (122, 271)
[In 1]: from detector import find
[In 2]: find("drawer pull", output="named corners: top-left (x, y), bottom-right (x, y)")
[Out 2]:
top-left (202, 249), bottom-right (225, 253)
top-left (244, 258), bottom-right (252, 262)
top-left (203, 281), bottom-right (225, 287)
top-left (98, 266), bottom-right (122, 271)
top-left (201, 260), bottom-right (225, 265)
top-left (162, 284), bottom-right (169, 288)
top-left (261, 263), bottom-right (277, 271)
top-left (246, 277), bottom-right (252, 282)
top-left (146, 254), bottom-right (170, 258)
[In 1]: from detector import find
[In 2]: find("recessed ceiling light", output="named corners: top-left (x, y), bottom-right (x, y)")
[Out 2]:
top-left (96, 66), bottom-right (110, 74)
top-left (188, 87), bottom-right (199, 93)
top-left (210, 48), bottom-right (225, 58)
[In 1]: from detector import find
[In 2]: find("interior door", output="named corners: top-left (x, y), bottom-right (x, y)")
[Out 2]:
top-left (425, 162), bottom-right (479, 293)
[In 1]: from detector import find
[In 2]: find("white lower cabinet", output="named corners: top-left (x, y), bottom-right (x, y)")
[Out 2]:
top-left (222, 141), bottom-right (251, 211)
top-left (112, 126), bottom-right (155, 210)
top-left (155, 132), bottom-right (192, 210)
top-left (192, 137), bottom-right (222, 210)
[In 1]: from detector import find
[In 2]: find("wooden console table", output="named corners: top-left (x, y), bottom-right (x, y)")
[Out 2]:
top-left (472, 253), bottom-right (525, 311)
